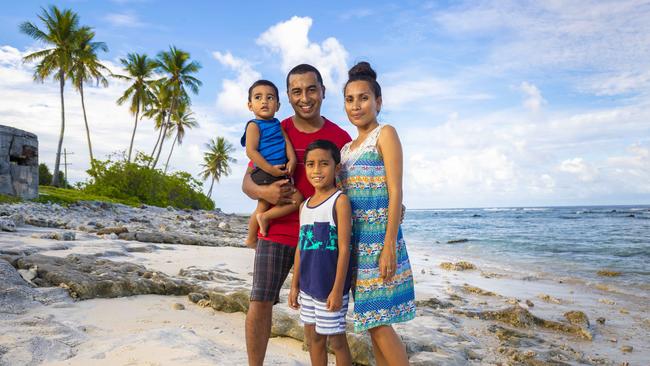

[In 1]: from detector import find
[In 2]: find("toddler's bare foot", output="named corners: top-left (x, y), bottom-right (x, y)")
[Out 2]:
top-left (256, 213), bottom-right (269, 237)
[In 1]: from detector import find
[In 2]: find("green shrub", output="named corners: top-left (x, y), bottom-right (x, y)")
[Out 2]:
top-left (0, 194), bottom-right (21, 204)
top-left (35, 185), bottom-right (140, 207)
top-left (38, 163), bottom-right (53, 185)
top-left (82, 153), bottom-right (214, 210)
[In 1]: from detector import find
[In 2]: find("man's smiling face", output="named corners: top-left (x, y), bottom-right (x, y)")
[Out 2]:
top-left (287, 71), bottom-right (325, 122)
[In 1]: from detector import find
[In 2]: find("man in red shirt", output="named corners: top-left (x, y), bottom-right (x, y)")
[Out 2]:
top-left (242, 64), bottom-right (351, 366)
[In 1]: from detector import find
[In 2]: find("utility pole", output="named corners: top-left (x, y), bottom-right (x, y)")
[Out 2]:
top-left (61, 149), bottom-right (74, 188)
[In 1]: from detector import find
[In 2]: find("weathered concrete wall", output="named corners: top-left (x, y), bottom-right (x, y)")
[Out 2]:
top-left (0, 125), bottom-right (38, 199)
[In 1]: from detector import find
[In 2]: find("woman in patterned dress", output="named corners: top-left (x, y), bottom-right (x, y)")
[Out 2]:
top-left (339, 62), bottom-right (416, 366)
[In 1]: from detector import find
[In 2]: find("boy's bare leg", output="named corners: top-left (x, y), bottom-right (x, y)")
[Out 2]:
top-left (247, 200), bottom-right (270, 248)
top-left (328, 333), bottom-right (352, 366)
top-left (257, 190), bottom-right (303, 236)
top-left (305, 325), bottom-right (328, 366)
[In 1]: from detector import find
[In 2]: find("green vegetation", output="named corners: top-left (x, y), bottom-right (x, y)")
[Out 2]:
top-left (200, 137), bottom-right (237, 198)
top-left (0, 194), bottom-right (22, 204)
top-left (35, 185), bottom-right (139, 207)
top-left (83, 153), bottom-right (214, 210)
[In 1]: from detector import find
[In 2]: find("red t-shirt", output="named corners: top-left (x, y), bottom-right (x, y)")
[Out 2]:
top-left (259, 117), bottom-right (352, 247)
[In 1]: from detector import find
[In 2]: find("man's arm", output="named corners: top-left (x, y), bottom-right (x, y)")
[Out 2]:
top-left (242, 167), bottom-right (295, 205)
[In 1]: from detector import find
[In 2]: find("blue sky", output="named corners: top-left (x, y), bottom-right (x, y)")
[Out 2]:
top-left (1, 1), bottom-right (649, 212)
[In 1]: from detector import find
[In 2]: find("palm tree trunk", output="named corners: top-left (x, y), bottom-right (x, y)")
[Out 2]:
top-left (128, 103), bottom-right (140, 162)
top-left (163, 132), bottom-right (178, 173)
top-left (52, 72), bottom-right (65, 187)
top-left (80, 83), bottom-right (94, 163)
top-left (207, 177), bottom-right (215, 197)
top-left (149, 124), bottom-right (164, 164)
top-left (152, 93), bottom-right (176, 169)
top-left (151, 122), bottom-right (168, 169)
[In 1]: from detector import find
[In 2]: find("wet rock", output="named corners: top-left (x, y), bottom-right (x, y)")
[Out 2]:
top-left (125, 245), bottom-right (158, 253)
top-left (187, 292), bottom-right (208, 303)
top-left (447, 238), bottom-right (469, 244)
top-left (172, 303), bottom-right (185, 310)
top-left (525, 299), bottom-right (534, 308)
top-left (96, 227), bottom-right (128, 235)
top-left (440, 261), bottom-right (476, 271)
top-left (596, 317), bottom-right (606, 325)
top-left (462, 284), bottom-right (496, 296)
top-left (201, 290), bottom-right (250, 313)
top-left (270, 306), bottom-right (304, 341)
top-left (597, 269), bottom-right (621, 277)
top-left (537, 293), bottom-right (562, 304)
top-left (38, 231), bottom-right (76, 241)
top-left (564, 310), bottom-right (590, 328)
top-left (455, 305), bottom-right (593, 340)
top-left (15, 254), bottom-right (202, 300)
top-left (0, 218), bottom-right (17, 232)
top-left (621, 345), bottom-right (633, 353)
top-left (415, 297), bottom-right (454, 309)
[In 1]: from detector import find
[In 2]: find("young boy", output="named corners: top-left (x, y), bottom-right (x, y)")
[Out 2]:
top-left (288, 140), bottom-right (353, 366)
top-left (241, 80), bottom-right (303, 248)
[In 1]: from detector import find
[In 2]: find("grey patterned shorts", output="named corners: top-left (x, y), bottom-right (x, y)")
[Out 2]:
top-left (250, 239), bottom-right (296, 304)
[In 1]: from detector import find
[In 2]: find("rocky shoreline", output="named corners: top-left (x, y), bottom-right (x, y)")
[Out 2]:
top-left (1, 201), bottom-right (644, 365)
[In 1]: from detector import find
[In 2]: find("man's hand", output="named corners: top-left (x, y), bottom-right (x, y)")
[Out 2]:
top-left (326, 291), bottom-right (343, 311)
top-left (258, 179), bottom-right (296, 205)
top-left (288, 286), bottom-right (300, 310)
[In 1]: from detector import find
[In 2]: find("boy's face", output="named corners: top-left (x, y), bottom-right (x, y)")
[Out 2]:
top-left (305, 148), bottom-right (339, 190)
top-left (287, 72), bottom-right (325, 122)
top-left (248, 85), bottom-right (280, 120)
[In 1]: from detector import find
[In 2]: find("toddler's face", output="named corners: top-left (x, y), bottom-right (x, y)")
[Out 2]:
top-left (248, 85), bottom-right (279, 120)
top-left (305, 148), bottom-right (339, 190)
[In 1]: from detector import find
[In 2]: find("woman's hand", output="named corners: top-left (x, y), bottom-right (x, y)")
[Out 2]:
top-left (378, 244), bottom-right (397, 282)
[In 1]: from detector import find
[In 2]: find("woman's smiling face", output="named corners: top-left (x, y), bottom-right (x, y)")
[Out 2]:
top-left (344, 80), bottom-right (382, 129)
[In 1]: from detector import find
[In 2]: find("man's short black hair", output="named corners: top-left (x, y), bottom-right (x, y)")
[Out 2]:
top-left (304, 139), bottom-right (340, 164)
top-left (248, 79), bottom-right (279, 102)
top-left (286, 64), bottom-right (324, 89)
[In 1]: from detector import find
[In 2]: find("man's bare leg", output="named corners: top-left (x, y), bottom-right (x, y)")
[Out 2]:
top-left (245, 300), bottom-right (273, 366)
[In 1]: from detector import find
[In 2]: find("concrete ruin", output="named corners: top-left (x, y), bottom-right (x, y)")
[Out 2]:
top-left (0, 125), bottom-right (38, 199)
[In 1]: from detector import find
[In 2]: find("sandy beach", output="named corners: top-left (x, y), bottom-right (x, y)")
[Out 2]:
top-left (1, 201), bottom-right (648, 365)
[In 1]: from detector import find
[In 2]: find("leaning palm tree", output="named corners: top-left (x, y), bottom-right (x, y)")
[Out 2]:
top-left (200, 137), bottom-right (236, 198)
top-left (70, 27), bottom-right (109, 163)
top-left (163, 103), bottom-right (198, 173)
top-left (114, 53), bottom-right (157, 162)
top-left (143, 81), bottom-right (171, 163)
top-left (151, 46), bottom-right (202, 169)
top-left (20, 6), bottom-right (81, 187)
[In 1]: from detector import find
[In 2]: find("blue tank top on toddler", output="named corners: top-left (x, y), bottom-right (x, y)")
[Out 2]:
top-left (240, 118), bottom-right (288, 166)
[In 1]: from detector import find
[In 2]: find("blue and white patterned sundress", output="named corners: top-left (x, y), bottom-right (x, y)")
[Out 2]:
top-left (339, 124), bottom-right (416, 333)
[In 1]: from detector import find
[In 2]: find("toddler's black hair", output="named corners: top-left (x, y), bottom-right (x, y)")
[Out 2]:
top-left (304, 139), bottom-right (341, 164)
top-left (248, 80), bottom-right (279, 102)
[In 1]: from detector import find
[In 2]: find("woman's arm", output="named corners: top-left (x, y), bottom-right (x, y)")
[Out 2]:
top-left (377, 125), bottom-right (403, 281)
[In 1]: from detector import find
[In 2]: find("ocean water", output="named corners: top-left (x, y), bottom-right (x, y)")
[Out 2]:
top-left (402, 205), bottom-right (650, 295)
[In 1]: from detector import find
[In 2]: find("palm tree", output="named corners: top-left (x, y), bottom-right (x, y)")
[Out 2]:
top-left (200, 137), bottom-right (236, 198)
top-left (70, 27), bottom-right (109, 163)
top-left (142, 81), bottom-right (171, 163)
top-left (151, 46), bottom-right (202, 169)
top-left (163, 102), bottom-right (198, 173)
top-left (114, 53), bottom-right (157, 162)
top-left (20, 6), bottom-right (82, 187)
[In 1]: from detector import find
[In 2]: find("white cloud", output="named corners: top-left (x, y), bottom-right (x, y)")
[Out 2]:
top-left (104, 12), bottom-right (147, 28)
top-left (256, 16), bottom-right (348, 90)
top-left (519, 81), bottom-right (546, 112)
top-left (558, 158), bottom-right (597, 182)
top-left (212, 51), bottom-right (261, 118)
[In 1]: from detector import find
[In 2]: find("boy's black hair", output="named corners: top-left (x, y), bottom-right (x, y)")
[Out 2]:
top-left (304, 139), bottom-right (341, 164)
top-left (286, 64), bottom-right (324, 89)
top-left (248, 80), bottom-right (279, 102)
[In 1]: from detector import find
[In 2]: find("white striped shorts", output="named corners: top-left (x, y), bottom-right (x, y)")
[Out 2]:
top-left (299, 290), bottom-right (349, 335)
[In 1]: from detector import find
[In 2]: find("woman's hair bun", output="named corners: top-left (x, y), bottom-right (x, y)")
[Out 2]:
top-left (348, 61), bottom-right (376, 81)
